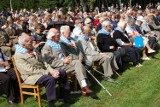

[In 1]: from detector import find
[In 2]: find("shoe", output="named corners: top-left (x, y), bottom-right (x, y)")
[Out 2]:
top-left (59, 88), bottom-right (75, 104)
top-left (103, 77), bottom-right (115, 83)
top-left (8, 100), bottom-right (17, 105)
top-left (148, 49), bottom-right (155, 53)
top-left (82, 92), bottom-right (99, 99)
top-left (82, 86), bottom-right (99, 99)
top-left (142, 57), bottom-right (151, 60)
top-left (64, 98), bottom-right (75, 104)
top-left (135, 63), bottom-right (143, 67)
top-left (48, 100), bottom-right (56, 107)
top-left (82, 86), bottom-right (93, 93)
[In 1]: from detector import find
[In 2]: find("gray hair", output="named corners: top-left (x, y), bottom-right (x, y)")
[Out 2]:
top-left (102, 20), bottom-right (112, 28)
top-left (18, 33), bottom-right (27, 46)
top-left (47, 32), bottom-right (55, 39)
top-left (60, 25), bottom-right (70, 34)
top-left (127, 18), bottom-right (135, 24)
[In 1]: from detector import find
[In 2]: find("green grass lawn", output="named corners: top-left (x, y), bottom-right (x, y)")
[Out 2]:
top-left (1, 52), bottom-right (160, 107)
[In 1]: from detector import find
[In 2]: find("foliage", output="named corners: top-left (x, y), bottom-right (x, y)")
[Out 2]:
top-left (0, 0), bottom-right (159, 11)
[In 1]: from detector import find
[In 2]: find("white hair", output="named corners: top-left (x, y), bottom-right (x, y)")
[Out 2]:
top-left (60, 25), bottom-right (70, 34)
top-left (47, 31), bottom-right (55, 39)
top-left (127, 18), bottom-right (135, 24)
top-left (84, 18), bottom-right (91, 25)
top-left (18, 33), bottom-right (27, 46)
top-left (102, 20), bottom-right (112, 28)
top-left (117, 21), bottom-right (127, 29)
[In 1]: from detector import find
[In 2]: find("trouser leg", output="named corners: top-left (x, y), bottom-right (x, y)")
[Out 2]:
top-left (91, 55), bottom-right (113, 77)
top-left (0, 72), bottom-right (15, 101)
top-left (36, 75), bottom-right (56, 101)
top-left (58, 69), bottom-right (70, 90)
top-left (7, 69), bottom-right (20, 99)
top-left (123, 46), bottom-right (140, 66)
top-left (62, 60), bottom-right (88, 88)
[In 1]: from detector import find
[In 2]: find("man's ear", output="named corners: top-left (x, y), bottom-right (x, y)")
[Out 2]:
top-left (22, 44), bottom-right (26, 48)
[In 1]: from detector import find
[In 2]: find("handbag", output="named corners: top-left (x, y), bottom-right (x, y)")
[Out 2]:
top-left (134, 36), bottom-right (144, 48)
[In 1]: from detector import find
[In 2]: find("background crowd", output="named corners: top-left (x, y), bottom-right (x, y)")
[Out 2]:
top-left (0, 2), bottom-right (160, 107)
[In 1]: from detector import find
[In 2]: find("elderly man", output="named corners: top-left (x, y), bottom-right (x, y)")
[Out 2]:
top-left (14, 33), bottom-right (72, 107)
top-left (78, 26), bottom-right (119, 81)
top-left (97, 20), bottom-right (125, 68)
top-left (42, 28), bottom-right (97, 99)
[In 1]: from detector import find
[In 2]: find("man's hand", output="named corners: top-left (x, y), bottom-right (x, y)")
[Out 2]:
top-left (50, 70), bottom-right (60, 78)
top-left (79, 55), bottom-right (83, 62)
top-left (128, 43), bottom-right (133, 46)
top-left (68, 56), bottom-right (72, 63)
top-left (100, 53), bottom-right (105, 56)
top-left (4, 61), bottom-right (9, 66)
top-left (5, 65), bottom-right (10, 70)
top-left (63, 56), bottom-right (71, 64)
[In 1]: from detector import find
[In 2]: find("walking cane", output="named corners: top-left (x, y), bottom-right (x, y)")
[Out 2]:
top-left (86, 69), bottom-right (112, 96)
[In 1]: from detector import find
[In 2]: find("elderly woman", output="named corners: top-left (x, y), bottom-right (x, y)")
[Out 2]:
top-left (125, 18), bottom-right (155, 60)
top-left (113, 21), bottom-right (142, 67)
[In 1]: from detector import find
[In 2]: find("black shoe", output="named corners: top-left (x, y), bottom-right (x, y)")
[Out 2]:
top-left (48, 105), bottom-right (56, 107)
top-left (48, 100), bottom-right (56, 107)
top-left (8, 100), bottom-right (17, 105)
top-left (82, 91), bottom-right (99, 100)
top-left (64, 98), bottom-right (75, 104)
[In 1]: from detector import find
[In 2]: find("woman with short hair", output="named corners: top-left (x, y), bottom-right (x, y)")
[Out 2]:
top-left (113, 21), bottom-right (142, 67)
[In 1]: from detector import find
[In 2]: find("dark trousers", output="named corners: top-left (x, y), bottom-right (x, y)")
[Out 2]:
top-left (0, 69), bottom-right (19, 101)
top-left (123, 46), bottom-right (140, 66)
top-left (36, 69), bottom-right (70, 101)
top-left (113, 48), bottom-right (126, 67)
top-left (148, 36), bottom-right (157, 50)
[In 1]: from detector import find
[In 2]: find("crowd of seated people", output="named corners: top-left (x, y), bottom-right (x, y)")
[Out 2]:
top-left (0, 2), bottom-right (160, 107)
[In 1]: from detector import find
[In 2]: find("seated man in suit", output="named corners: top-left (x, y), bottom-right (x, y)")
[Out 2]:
top-left (77, 26), bottom-right (119, 82)
top-left (14, 33), bottom-right (72, 107)
top-left (42, 28), bottom-right (97, 99)
top-left (97, 20), bottom-right (126, 68)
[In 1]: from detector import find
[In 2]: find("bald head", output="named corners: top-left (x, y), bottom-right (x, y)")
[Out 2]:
top-left (18, 33), bottom-right (31, 46)
top-left (82, 26), bottom-right (90, 36)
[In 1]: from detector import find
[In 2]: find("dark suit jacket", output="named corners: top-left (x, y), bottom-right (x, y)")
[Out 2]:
top-left (59, 40), bottom-right (82, 60)
top-left (97, 33), bottom-right (117, 52)
top-left (113, 30), bottom-right (130, 45)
